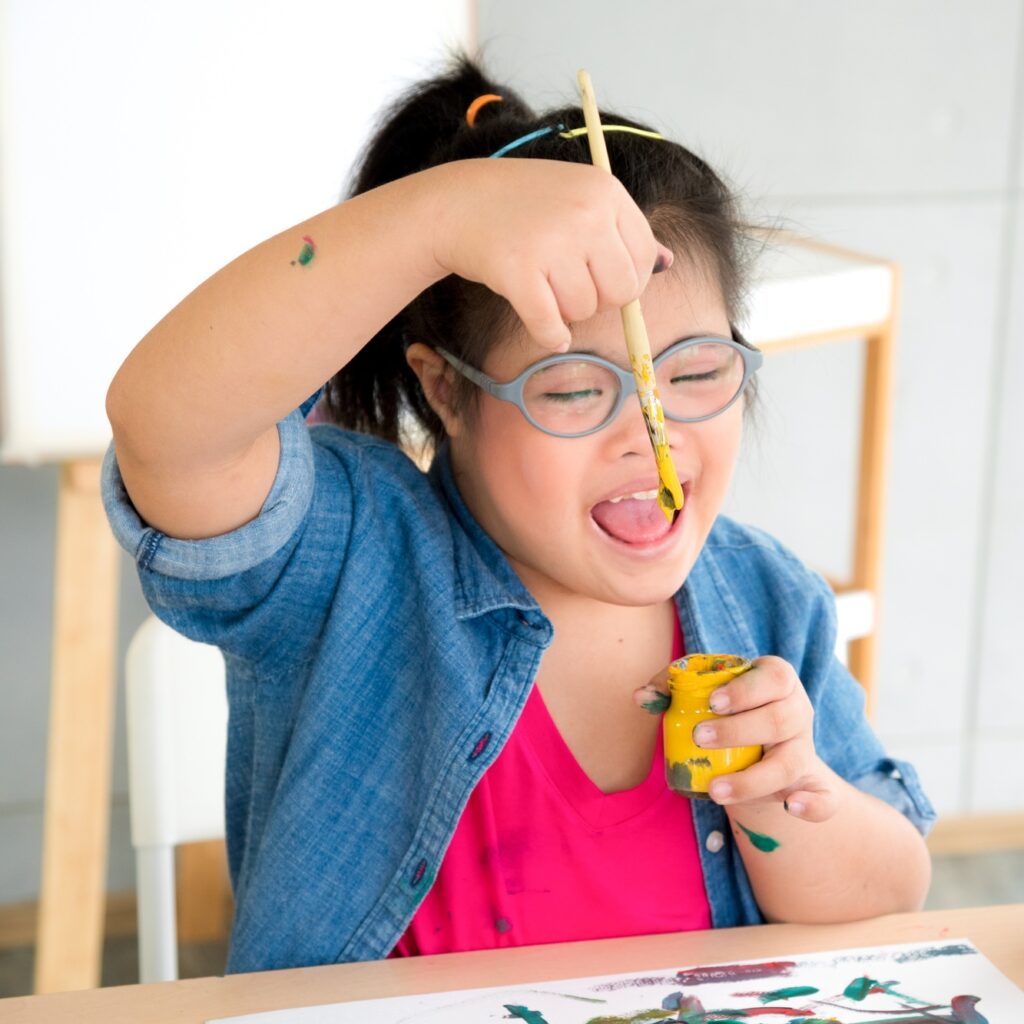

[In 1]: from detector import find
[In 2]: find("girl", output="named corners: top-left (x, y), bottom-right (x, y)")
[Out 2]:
top-left (103, 57), bottom-right (934, 973)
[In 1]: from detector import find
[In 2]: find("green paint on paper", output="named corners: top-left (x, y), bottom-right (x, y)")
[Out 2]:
top-left (495, 916), bottom-right (512, 933)
top-left (505, 1006), bottom-right (550, 1024)
top-left (736, 822), bottom-right (781, 853)
top-left (758, 985), bottom-right (820, 1003)
top-left (843, 976), bottom-right (877, 1001)
top-left (584, 1011), bottom-right (676, 1024)
top-left (641, 692), bottom-right (670, 714)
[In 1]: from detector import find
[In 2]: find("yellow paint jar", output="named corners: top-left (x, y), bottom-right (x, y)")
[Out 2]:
top-left (664, 654), bottom-right (762, 798)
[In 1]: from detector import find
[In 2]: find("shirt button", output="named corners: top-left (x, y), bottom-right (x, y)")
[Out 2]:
top-left (705, 830), bottom-right (725, 853)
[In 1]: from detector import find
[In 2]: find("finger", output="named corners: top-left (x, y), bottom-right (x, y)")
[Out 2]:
top-left (694, 693), bottom-right (810, 749)
top-left (510, 269), bottom-right (572, 352)
top-left (634, 682), bottom-right (670, 715)
top-left (707, 738), bottom-right (806, 805)
top-left (614, 205), bottom-right (662, 293)
top-left (784, 788), bottom-right (840, 823)
top-left (546, 260), bottom-right (601, 324)
top-left (709, 656), bottom-right (798, 715)
top-left (585, 240), bottom-right (642, 310)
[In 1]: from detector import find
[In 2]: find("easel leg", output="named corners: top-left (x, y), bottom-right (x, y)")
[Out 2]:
top-left (34, 460), bottom-right (119, 993)
top-left (848, 278), bottom-right (899, 716)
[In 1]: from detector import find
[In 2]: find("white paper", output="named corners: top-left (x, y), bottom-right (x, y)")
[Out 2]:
top-left (208, 938), bottom-right (1023, 1023)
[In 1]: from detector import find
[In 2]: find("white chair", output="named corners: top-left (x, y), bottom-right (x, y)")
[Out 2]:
top-left (125, 615), bottom-right (228, 983)
top-left (833, 590), bottom-right (874, 669)
top-left (123, 591), bottom-right (869, 982)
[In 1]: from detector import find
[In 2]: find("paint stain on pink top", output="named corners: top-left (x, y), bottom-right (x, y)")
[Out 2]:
top-left (391, 614), bottom-right (710, 956)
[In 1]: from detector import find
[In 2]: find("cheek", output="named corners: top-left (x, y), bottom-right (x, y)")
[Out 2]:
top-left (474, 401), bottom-right (587, 523)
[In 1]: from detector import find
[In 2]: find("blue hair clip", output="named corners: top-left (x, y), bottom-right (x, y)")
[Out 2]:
top-left (489, 125), bottom-right (563, 159)
top-left (489, 122), bottom-right (665, 159)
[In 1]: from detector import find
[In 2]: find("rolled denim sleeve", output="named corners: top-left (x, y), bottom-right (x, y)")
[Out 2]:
top-left (102, 408), bottom-right (314, 581)
top-left (850, 756), bottom-right (937, 836)
top-left (101, 408), bottom-right (344, 662)
top-left (804, 580), bottom-right (938, 837)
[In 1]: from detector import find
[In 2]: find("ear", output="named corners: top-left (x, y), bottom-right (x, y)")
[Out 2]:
top-left (405, 343), bottom-right (462, 438)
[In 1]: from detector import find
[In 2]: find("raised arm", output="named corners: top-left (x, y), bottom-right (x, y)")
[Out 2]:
top-left (106, 158), bottom-right (665, 540)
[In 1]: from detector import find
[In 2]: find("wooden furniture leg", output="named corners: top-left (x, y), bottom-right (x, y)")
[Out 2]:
top-left (177, 840), bottom-right (232, 946)
top-left (847, 269), bottom-right (900, 715)
top-left (34, 461), bottom-right (120, 993)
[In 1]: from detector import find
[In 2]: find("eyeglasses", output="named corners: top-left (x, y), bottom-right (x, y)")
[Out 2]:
top-left (436, 330), bottom-right (763, 438)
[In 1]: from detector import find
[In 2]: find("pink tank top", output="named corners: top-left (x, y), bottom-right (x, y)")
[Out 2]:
top-left (391, 615), bottom-right (711, 956)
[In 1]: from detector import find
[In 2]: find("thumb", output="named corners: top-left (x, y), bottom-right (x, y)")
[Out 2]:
top-left (783, 787), bottom-right (841, 824)
top-left (634, 673), bottom-right (670, 715)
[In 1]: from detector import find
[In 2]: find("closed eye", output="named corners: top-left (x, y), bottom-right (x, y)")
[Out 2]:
top-left (540, 389), bottom-right (603, 402)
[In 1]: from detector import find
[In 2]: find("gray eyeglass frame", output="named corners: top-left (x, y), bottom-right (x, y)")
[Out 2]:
top-left (436, 331), bottom-right (763, 438)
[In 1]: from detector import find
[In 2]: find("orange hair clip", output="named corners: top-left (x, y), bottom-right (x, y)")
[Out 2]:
top-left (466, 93), bottom-right (503, 127)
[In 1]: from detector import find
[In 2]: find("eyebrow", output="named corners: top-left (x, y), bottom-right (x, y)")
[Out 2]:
top-left (571, 333), bottom-right (728, 359)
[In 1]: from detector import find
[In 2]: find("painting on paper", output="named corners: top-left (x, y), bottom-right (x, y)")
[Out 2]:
top-left (208, 939), bottom-right (1024, 1024)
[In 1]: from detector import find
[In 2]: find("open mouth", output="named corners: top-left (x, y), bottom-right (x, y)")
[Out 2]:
top-left (589, 486), bottom-right (686, 546)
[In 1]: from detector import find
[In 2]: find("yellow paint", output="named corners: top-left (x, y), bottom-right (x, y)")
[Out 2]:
top-left (664, 654), bottom-right (762, 797)
top-left (629, 351), bottom-right (684, 522)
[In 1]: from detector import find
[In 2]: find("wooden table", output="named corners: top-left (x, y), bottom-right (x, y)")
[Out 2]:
top-left (5, 905), bottom-right (1021, 1023)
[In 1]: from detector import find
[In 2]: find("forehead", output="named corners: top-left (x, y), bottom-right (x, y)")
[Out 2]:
top-left (486, 261), bottom-right (731, 376)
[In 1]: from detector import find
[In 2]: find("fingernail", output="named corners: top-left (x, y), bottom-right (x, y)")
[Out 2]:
top-left (787, 801), bottom-right (804, 817)
top-left (695, 724), bottom-right (716, 747)
top-left (709, 691), bottom-right (730, 713)
top-left (710, 780), bottom-right (732, 801)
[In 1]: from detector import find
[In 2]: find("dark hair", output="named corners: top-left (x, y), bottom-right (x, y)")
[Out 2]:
top-left (323, 55), bottom-right (755, 451)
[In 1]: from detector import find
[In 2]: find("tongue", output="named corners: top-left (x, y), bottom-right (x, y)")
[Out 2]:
top-left (591, 497), bottom-right (673, 544)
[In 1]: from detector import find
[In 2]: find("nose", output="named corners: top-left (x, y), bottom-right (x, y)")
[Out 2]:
top-left (604, 388), bottom-right (679, 461)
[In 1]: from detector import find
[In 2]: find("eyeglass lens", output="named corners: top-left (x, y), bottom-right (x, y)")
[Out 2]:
top-left (520, 341), bottom-right (745, 435)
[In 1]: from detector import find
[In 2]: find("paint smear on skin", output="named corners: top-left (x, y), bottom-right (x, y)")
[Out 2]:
top-left (290, 235), bottom-right (316, 266)
top-left (641, 691), bottom-right (671, 714)
top-left (736, 822), bottom-right (782, 853)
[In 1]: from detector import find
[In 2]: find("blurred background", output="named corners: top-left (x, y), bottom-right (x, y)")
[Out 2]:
top-left (2, 0), bottom-right (1022, 996)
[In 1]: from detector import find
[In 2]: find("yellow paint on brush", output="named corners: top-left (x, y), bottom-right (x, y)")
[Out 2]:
top-left (629, 348), bottom-right (684, 522)
top-left (577, 69), bottom-right (685, 523)
top-left (664, 654), bottom-right (762, 797)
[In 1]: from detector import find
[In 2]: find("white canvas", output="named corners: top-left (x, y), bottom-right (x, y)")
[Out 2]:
top-left (208, 938), bottom-right (1022, 1023)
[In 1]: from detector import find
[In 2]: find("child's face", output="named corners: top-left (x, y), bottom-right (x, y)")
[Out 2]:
top-left (450, 264), bottom-right (743, 609)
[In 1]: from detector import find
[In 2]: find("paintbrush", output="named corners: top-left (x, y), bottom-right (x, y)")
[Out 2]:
top-left (576, 68), bottom-right (684, 522)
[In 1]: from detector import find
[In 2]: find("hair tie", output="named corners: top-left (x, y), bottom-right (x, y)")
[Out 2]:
top-left (466, 93), bottom-right (503, 127)
top-left (489, 123), bottom-right (664, 158)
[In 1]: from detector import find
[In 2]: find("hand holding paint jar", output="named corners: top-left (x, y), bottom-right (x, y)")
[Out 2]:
top-left (662, 654), bottom-right (762, 798)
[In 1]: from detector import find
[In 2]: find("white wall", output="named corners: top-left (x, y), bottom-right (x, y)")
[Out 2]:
top-left (2, 1), bottom-right (1022, 905)
top-left (476, 1), bottom-right (1024, 818)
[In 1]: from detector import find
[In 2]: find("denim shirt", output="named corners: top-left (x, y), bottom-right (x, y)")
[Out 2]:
top-left (102, 406), bottom-right (935, 974)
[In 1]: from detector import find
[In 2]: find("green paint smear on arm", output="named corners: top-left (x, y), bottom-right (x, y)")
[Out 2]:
top-left (736, 822), bottom-right (781, 853)
top-left (759, 985), bottom-right (819, 1003)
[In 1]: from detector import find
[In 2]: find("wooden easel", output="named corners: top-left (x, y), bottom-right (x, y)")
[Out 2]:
top-left (34, 462), bottom-right (119, 993)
